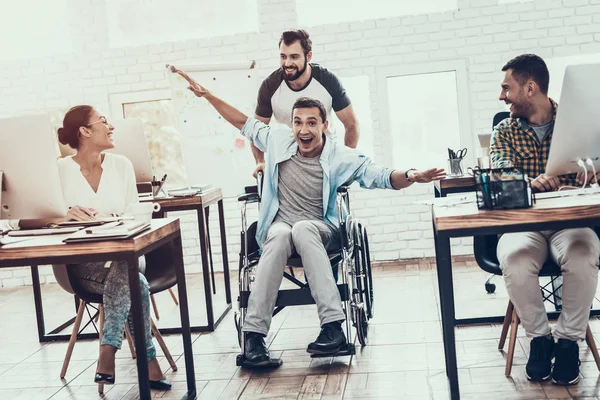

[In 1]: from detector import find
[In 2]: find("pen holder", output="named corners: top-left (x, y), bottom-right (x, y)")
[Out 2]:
top-left (447, 158), bottom-right (465, 177)
top-left (473, 167), bottom-right (533, 210)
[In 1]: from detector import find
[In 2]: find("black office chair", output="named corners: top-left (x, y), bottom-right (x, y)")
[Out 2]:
top-left (473, 234), bottom-right (600, 376)
top-left (483, 111), bottom-right (511, 294)
top-left (493, 111), bottom-right (510, 128)
top-left (55, 243), bottom-right (178, 393)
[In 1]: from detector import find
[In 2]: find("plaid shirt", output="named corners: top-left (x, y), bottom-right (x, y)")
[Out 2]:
top-left (490, 98), bottom-right (577, 186)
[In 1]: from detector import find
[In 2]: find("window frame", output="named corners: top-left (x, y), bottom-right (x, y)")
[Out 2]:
top-left (376, 60), bottom-right (473, 167)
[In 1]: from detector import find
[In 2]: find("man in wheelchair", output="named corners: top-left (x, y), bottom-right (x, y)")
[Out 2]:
top-left (170, 66), bottom-right (445, 366)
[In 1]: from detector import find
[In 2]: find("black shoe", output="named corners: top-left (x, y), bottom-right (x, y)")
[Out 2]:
top-left (244, 332), bottom-right (271, 366)
top-left (94, 372), bottom-right (115, 385)
top-left (307, 321), bottom-right (346, 355)
top-left (552, 338), bottom-right (581, 385)
top-left (150, 378), bottom-right (172, 390)
top-left (526, 335), bottom-right (554, 381)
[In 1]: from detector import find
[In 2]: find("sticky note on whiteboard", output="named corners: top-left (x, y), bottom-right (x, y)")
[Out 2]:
top-left (235, 138), bottom-right (245, 148)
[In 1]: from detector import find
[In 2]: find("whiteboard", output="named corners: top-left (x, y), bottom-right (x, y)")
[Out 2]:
top-left (166, 62), bottom-right (261, 197)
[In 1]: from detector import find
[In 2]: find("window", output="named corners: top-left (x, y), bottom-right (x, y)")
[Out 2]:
top-left (109, 90), bottom-right (187, 189)
top-left (105, 0), bottom-right (259, 48)
top-left (378, 61), bottom-right (472, 169)
top-left (328, 75), bottom-right (375, 159)
top-left (0, 0), bottom-right (72, 60)
top-left (297, 0), bottom-right (457, 27)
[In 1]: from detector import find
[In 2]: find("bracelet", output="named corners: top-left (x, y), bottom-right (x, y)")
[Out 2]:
top-left (405, 168), bottom-right (417, 183)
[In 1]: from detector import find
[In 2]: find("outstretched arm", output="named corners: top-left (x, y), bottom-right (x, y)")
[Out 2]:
top-left (168, 65), bottom-right (248, 130)
top-left (389, 168), bottom-right (446, 190)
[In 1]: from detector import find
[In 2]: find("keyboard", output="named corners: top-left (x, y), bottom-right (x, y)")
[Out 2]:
top-left (535, 186), bottom-right (600, 200)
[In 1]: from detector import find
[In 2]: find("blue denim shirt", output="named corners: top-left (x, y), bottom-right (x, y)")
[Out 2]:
top-left (241, 118), bottom-right (395, 249)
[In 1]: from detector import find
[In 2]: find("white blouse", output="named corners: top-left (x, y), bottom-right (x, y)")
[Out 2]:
top-left (58, 153), bottom-right (139, 215)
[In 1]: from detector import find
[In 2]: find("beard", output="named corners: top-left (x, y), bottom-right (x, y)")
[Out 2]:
top-left (283, 59), bottom-right (308, 82)
top-left (508, 101), bottom-right (532, 119)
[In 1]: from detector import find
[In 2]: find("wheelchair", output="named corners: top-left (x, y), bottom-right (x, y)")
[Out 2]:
top-left (234, 173), bottom-right (374, 367)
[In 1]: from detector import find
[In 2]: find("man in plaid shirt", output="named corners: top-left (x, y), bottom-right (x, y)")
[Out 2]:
top-left (491, 54), bottom-right (600, 386)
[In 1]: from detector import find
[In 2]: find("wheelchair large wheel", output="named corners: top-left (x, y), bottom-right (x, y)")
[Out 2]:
top-left (359, 224), bottom-right (374, 319)
top-left (352, 222), bottom-right (371, 346)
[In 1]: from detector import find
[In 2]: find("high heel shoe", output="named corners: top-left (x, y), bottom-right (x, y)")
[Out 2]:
top-left (94, 372), bottom-right (115, 385)
top-left (149, 378), bottom-right (172, 390)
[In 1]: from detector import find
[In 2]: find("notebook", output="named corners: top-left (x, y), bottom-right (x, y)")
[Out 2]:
top-left (63, 221), bottom-right (151, 243)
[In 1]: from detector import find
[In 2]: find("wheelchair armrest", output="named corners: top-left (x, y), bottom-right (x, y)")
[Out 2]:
top-left (244, 185), bottom-right (258, 194)
top-left (238, 193), bottom-right (260, 202)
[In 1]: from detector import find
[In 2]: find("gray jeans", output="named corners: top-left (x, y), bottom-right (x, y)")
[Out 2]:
top-left (242, 220), bottom-right (345, 335)
top-left (498, 228), bottom-right (600, 341)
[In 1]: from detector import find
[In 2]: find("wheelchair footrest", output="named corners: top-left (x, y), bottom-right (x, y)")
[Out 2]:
top-left (309, 343), bottom-right (355, 358)
top-left (236, 354), bottom-right (283, 368)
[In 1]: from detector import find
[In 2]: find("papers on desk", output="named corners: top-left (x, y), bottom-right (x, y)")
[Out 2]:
top-left (168, 184), bottom-right (214, 197)
top-left (415, 193), bottom-right (477, 207)
top-left (0, 236), bottom-right (34, 246)
top-left (63, 221), bottom-right (150, 243)
top-left (8, 227), bottom-right (81, 237)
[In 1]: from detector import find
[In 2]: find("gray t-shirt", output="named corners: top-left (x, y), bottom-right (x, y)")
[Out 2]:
top-left (274, 152), bottom-right (323, 226)
top-left (530, 119), bottom-right (554, 143)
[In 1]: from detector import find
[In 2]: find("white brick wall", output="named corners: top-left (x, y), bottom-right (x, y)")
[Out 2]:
top-left (1, 0), bottom-right (599, 287)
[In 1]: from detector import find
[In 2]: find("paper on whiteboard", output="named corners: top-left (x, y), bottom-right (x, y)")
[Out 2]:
top-left (167, 63), bottom-right (261, 197)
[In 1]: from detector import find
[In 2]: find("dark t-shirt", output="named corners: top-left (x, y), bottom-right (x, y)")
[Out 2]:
top-left (255, 63), bottom-right (351, 127)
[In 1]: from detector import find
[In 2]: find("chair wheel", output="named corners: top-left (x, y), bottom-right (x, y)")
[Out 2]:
top-left (485, 283), bottom-right (496, 294)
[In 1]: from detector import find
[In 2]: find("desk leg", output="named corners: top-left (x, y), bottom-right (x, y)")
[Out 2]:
top-left (218, 199), bottom-right (232, 304)
top-left (205, 206), bottom-right (216, 295)
top-left (197, 206), bottom-right (215, 329)
top-left (127, 257), bottom-right (150, 400)
top-left (434, 232), bottom-right (459, 400)
top-left (31, 265), bottom-right (46, 342)
top-left (173, 234), bottom-right (197, 398)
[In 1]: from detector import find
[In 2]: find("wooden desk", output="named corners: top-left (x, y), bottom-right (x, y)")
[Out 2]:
top-left (0, 218), bottom-right (196, 400)
top-left (151, 188), bottom-right (232, 332)
top-left (432, 198), bottom-right (600, 400)
top-left (434, 175), bottom-right (476, 198)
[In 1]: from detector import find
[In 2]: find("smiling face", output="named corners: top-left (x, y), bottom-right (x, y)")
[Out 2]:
top-left (80, 110), bottom-right (115, 151)
top-left (499, 69), bottom-right (534, 119)
top-left (292, 106), bottom-right (327, 158)
top-left (280, 40), bottom-right (311, 82)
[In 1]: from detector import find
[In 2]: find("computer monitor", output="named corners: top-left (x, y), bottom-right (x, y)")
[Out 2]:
top-left (546, 63), bottom-right (600, 176)
top-left (105, 118), bottom-right (154, 183)
top-left (0, 114), bottom-right (67, 219)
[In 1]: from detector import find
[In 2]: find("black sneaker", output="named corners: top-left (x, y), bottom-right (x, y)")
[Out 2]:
top-left (526, 335), bottom-right (554, 381)
top-left (244, 332), bottom-right (271, 366)
top-left (306, 321), bottom-right (346, 355)
top-left (552, 338), bottom-right (581, 385)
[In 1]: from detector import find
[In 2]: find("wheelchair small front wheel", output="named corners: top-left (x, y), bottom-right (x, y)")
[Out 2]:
top-left (354, 305), bottom-right (369, 346)
top-left (234, 311), bottom-right (242, 348)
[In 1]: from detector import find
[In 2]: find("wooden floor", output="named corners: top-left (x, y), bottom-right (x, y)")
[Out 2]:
top-left (2, 258), bottom-right (600, 399)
